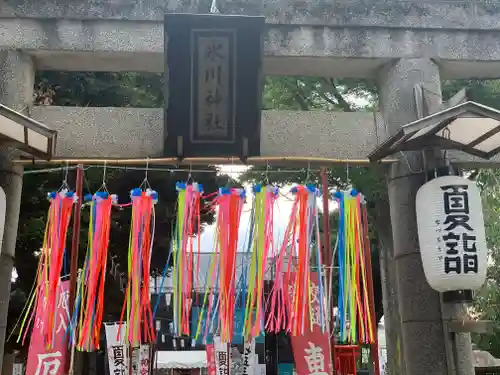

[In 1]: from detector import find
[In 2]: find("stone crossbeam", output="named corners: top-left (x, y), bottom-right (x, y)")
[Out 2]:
top-left (29, 106), bottom-right (495, 166)
top-left (3, 0), bottom-right (500, 28)
top-left (30, 106), bottom-right (385, 160)
top-left (3, 0), bottom-right (500, 77)
top-left (2, 18), bottom-right (500, 77)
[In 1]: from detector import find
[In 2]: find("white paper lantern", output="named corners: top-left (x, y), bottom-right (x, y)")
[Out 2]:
top-left (415, 175), bottom-right (487, 293)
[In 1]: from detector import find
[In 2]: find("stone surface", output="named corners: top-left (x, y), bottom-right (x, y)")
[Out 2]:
top-left (441, 303), bottom-right (476, 375)
top-left (400, 321), bottom-right (448, 375)
top-left (379, 58), bottom-right (472, 375)
top-left (387, 172), bottom-right (425, 258)
top-left (4, 17), bottom-right (500, 77)
top-left (396, 253), bottom-right (442, 323)
top-left (0, 52), bottom-right (34, 112)
top-left (1, 0), bottom-right (500, 29)
top-left (26, 106), bottom-right (500, 166)
top-left (29, 106), bottom-right (387, 160)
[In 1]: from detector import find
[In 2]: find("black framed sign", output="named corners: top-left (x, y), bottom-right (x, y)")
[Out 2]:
top-left (164, 13), bottom-right (265, 158)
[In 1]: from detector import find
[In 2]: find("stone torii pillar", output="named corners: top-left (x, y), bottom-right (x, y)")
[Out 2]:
top-left (0, 51), bottom-right (33, 374)
top-left (378, 58), bottom-right (475, 375)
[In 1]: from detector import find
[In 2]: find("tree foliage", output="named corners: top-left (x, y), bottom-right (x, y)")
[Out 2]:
top-left (446, 81), bottom-right (500, 357)
top-left (35, 72), bottom-right (164, 107)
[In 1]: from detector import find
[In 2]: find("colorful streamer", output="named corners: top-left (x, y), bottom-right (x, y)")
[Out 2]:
top-left (17, 189), bottom-right (77, 348)
top-left (119, 188), bottom-right (158, 347)
top-left (334, 189), bottom-right (375, 344)
top-left (172, 182), bottom-right (203, 336)
top-left (214, 187), bottom-right (245, 342)
top-left (192, 187), bottom-right (246, 344)
top-left (13, 173), bottom-right (379, 355)
top-left (281, 185), bottom-right (325, 336)
top-left (75, 192), bottom-right (117, 351)
top-left (243, 184), bottom-right (278, 340)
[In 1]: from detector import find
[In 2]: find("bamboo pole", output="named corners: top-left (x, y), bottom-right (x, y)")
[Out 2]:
top-left (14, 156), bottom-right (397, 166)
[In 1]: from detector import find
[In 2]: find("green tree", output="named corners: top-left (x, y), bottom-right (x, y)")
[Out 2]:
top-left (469, 160), bottom-right (500, 357)
top-left (35, 72), bottom-right (163, 107)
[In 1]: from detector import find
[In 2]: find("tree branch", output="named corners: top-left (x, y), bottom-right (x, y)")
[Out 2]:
top-left (282, 79), bottom-right (312, 110)
top-left (468, 170), bottom-right (480, 180)
top-left (322, 78), bottom-right (354, 112)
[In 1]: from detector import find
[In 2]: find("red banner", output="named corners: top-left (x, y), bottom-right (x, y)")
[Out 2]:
top-left (26, 280), bottom-right (70, 375)
top-left (289, 272), bottom-right (332, 375)
top-left (206, 344), bottom-right (217, 375)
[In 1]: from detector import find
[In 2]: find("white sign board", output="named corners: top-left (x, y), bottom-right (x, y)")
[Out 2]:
top-left (242, 339), bottom-right (256, 375)
top-left (105, 323), bottom-right (128, 375)
top-left (12, 363), bottom-right (24, 375)
top-left (138, 345), bottom-right (150, 375)
top-left (214, 336), bottom-right (229, 375)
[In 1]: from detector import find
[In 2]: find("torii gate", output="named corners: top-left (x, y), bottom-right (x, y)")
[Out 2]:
top-left (2, 1), bottom-right (500, 374)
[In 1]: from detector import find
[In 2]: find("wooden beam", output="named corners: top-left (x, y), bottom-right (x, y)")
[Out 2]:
top-left (446, 320), bottom-right (493, 334)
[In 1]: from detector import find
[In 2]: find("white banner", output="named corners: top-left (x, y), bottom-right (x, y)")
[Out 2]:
top-left (230, 347), bottom-right (243, 375)
top-left (255, 364), bottom-right (266, 375)
top-left (242, 339), bottom-right (256, 375)
top-left (138, 345), bottom-right (151, 375)
top-left (131, 346), bottom-right (140, 375)
top-left (12, 363), bottom-right (24, 375)
top-left (105, 323), bottom-right (128, 375)
top-left (214, 336), bottom-right (230, 375)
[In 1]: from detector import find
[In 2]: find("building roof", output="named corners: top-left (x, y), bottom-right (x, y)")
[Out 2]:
top-left (155, 351), bottom-right (207, 369)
